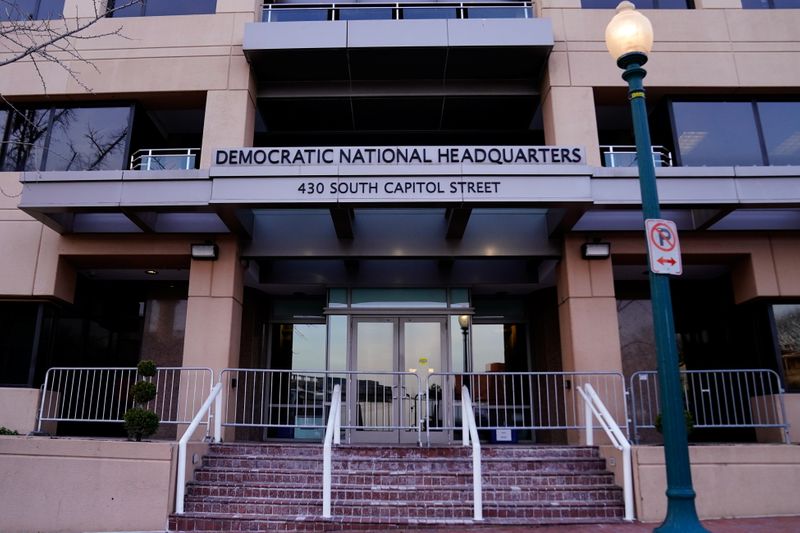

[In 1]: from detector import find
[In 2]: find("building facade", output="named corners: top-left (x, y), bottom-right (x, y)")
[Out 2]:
top-left (1, 0), bottom-right (800, 528)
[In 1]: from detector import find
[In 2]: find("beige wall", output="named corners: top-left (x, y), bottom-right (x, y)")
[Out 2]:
top-left (633, 444), bottom-right (800, 522)
top-left (0, 388), bottom-right (40, 434)
top-left (0, 437), bottom-right (177, 533)
top-left (754, 393), bottom-right (800, 445)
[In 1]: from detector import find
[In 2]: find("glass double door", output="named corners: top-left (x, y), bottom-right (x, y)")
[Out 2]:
top-left (350, 317), bottom-right (447, 443)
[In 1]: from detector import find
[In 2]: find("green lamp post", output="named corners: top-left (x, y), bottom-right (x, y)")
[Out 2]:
top-left (605, 3), bottom-right (709, 532)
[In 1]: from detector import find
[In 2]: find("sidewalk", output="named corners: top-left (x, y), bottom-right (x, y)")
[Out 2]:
top-left (392, 516), bottom-right (800, 532)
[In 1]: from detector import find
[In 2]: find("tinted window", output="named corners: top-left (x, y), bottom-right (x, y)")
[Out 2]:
top-left (266, 7), bottom-right (329, 22)
top-left (581, 0), bottom-right (689, 6)
top-left (402, 7), bottom-right (458, 19)
top-left (37, 0), bottom-right (64, 18)
top-left (467, 6), bottom-right (533, 18)
top-left (337, 7), bottom-right (393, 20)
top-left (758, 102), bottom-right (800, 166)
top-left (145, 0), bottom-right (216, 16)
top-left (0, 108), bottom-right (50, 172)
top-left (109, 0), bottom-right (216, 17)
top-left (44, 107), bottom-right (132, 171)
top-left (0, 0), bottom-right (36, 20)
top-left (672, 102), bottom-right (763, 166)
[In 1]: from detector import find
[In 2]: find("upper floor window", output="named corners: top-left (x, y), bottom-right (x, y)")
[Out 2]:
top-left (0, 105), bottom-right (133, 172)
top-left (262, 2), bottom-right (534, 23)
top-left (581, 0), bottom-right (691, 8)
top-left (671, 100), bottom-right (800, 167)
top-left (108, 0), bottom-right (217, 17)
top-left (742, 0), bottom-right (800, 7)
top-left (0, 0), bottom-right (64, 20)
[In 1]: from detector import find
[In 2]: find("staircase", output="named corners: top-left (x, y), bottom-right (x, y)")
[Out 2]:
top-left (169, 443), bottom-right (625, 532)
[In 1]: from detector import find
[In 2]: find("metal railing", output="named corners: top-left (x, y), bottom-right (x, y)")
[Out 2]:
top-left (129, 148), bottom-right (200, 171)
top-left (322, 384), bottom-right (342, 518)
top-left (629, 369), bottom-right (790, 444)
top-left (36, 366), bottom-right (215, 433)
top-left (578, 383), bottom-right (633, 521)
top-left (424, 371), bottom-right (628, 443)
top-left (218, 369), bottom-right (424, 445)
top-left (600, 145), bottom-right (673, 167)
top-left (175, 382), bottom-right (223, 514)
top-left (262, 2), bottom-right (535, 23)
top-left (461, 386), bottom-right (483, 521)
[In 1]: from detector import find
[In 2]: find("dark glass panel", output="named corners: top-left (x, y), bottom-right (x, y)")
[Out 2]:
top-left (402, 7), bottom-right (458, 19)
top-left (337, 7), bottom-right (393, 20)
top-left (774, 304), bottom-right (800, 393)
top-left (582, 0), bottom-right (689, 6)
top-left (36, 0), bottom-right (65, 19)
top-left (0, 0), bottom-right (36, 20)
top-left (0, 303), bottom-right (39, 386)
top-left (467, 6), bottom-right (532, 18)
top-left (107, 0), bottom-right (145, 17)
top-left (144, 0), bottom-right (217, 16)
top-left (671, 101), bottom-right (763, 166)
top-left (757, 102), bottom-right (800, 166)
top-left (44, 107), bottom-right (131, 171)
top-left (1, 108), bottom-right (50, 172)
top-left (266, 7), bottom-right (329, 22)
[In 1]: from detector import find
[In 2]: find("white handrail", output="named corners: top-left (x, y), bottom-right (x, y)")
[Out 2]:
top-left (578, 383), bottom-right (634, 522)
top-left (461, 386), bottom-right (483, 521)
top-left (175, 382), bottom-right (223, 514)
top-left (322, 384), bottom-right (342, 518)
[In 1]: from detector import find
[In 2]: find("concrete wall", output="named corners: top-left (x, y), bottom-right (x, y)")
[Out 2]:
top-left (0, 388), bottom-right (40, 434)
top-left (0, 437), bottom-right (177, 533)
top-left (633, 444), bottom-right (800, 522)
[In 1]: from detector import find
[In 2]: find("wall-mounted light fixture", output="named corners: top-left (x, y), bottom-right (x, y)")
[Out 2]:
top-left (191, 243), bottom-right (218, 260)
top-left (581, 242), bottom-right (611, 260)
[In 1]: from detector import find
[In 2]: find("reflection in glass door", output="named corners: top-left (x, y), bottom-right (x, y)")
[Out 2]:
top-left (350, 317), bottom-right (446, 443)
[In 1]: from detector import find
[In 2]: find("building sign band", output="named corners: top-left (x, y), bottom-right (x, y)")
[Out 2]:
top-left (211, 146), bottom-right (588, 204)
top-left (215, 145), bottom-right (586, 167)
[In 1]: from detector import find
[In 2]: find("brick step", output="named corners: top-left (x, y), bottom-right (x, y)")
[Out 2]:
top-left (193, 468), bottom-right (615, 487)
top-left (186, 483), bottom-right (621, 502)
top-left (207, 444), bottom-right (600, 461)
top-left (170, 513), bottom-right (623, 533)
top-left (181, 498), bottom-right (625, 520)
top-left (202, 455), bottom-right (608, 473)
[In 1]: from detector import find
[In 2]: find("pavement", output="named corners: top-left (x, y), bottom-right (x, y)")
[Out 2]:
top-left (390, 516), bottom-right (800, 532)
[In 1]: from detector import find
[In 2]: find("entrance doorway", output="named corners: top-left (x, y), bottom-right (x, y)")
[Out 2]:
top-left (350, 317), bottom-right (447, 443)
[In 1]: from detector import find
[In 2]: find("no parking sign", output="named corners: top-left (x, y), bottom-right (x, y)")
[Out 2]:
top-left (645, 219), bottom-right (683, 275)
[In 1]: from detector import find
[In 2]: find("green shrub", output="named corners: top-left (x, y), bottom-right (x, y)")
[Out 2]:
top-left (0, 426), bottom-right (19, 435)
top-left (123, 408), bottom-right (160, 442)
top-left (131, 381), bottom-right (157, 404)
top-left (137, 359), bottom-right (157, 377)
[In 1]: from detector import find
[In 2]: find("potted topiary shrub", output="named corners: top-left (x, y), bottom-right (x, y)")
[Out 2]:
top-left (123, 360), bottom-right (160, 441)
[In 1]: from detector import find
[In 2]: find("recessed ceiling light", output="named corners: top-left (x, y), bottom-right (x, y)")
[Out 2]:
top-left (145, 269), bottom-right (158, 275)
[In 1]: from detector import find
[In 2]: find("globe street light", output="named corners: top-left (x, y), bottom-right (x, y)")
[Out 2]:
top-left (458, 314), bottom-right (471, 376)
top-left (605, 3), bottom-right (709, 532)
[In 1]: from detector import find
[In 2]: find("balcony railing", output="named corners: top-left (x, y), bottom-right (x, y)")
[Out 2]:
top-left (261, 2), bottom-right (535, 22)
top-left (600, 145), bottom-right (673, 168)
top-left (129, 148), bottom-right (200, 171)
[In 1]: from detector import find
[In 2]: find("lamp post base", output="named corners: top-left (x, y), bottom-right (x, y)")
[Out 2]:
top-left (654, 488), bottom-right (711, 533)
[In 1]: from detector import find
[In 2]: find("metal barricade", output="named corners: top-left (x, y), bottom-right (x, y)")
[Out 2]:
top-left (37, 366), bottom-right (214, 432)
top-left (218, 369), bottom-right (423, 443)
top-left (629, 369), bottom-right (790, 444)
top-left (425, 371), bottom-right (628, 442)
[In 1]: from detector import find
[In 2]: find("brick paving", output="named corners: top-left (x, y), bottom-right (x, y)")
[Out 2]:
top-left (383, 515), bottom-right (800, 532)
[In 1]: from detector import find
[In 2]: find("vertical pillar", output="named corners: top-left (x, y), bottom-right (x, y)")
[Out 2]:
top-left (200, 89), bottom-right (257, 168)
top-left (557, 236), bottom-right (623, 444)
top-left (542, 85), bottom-right (602, 167)
top-left (182, 236), bottom-right (243, 377)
